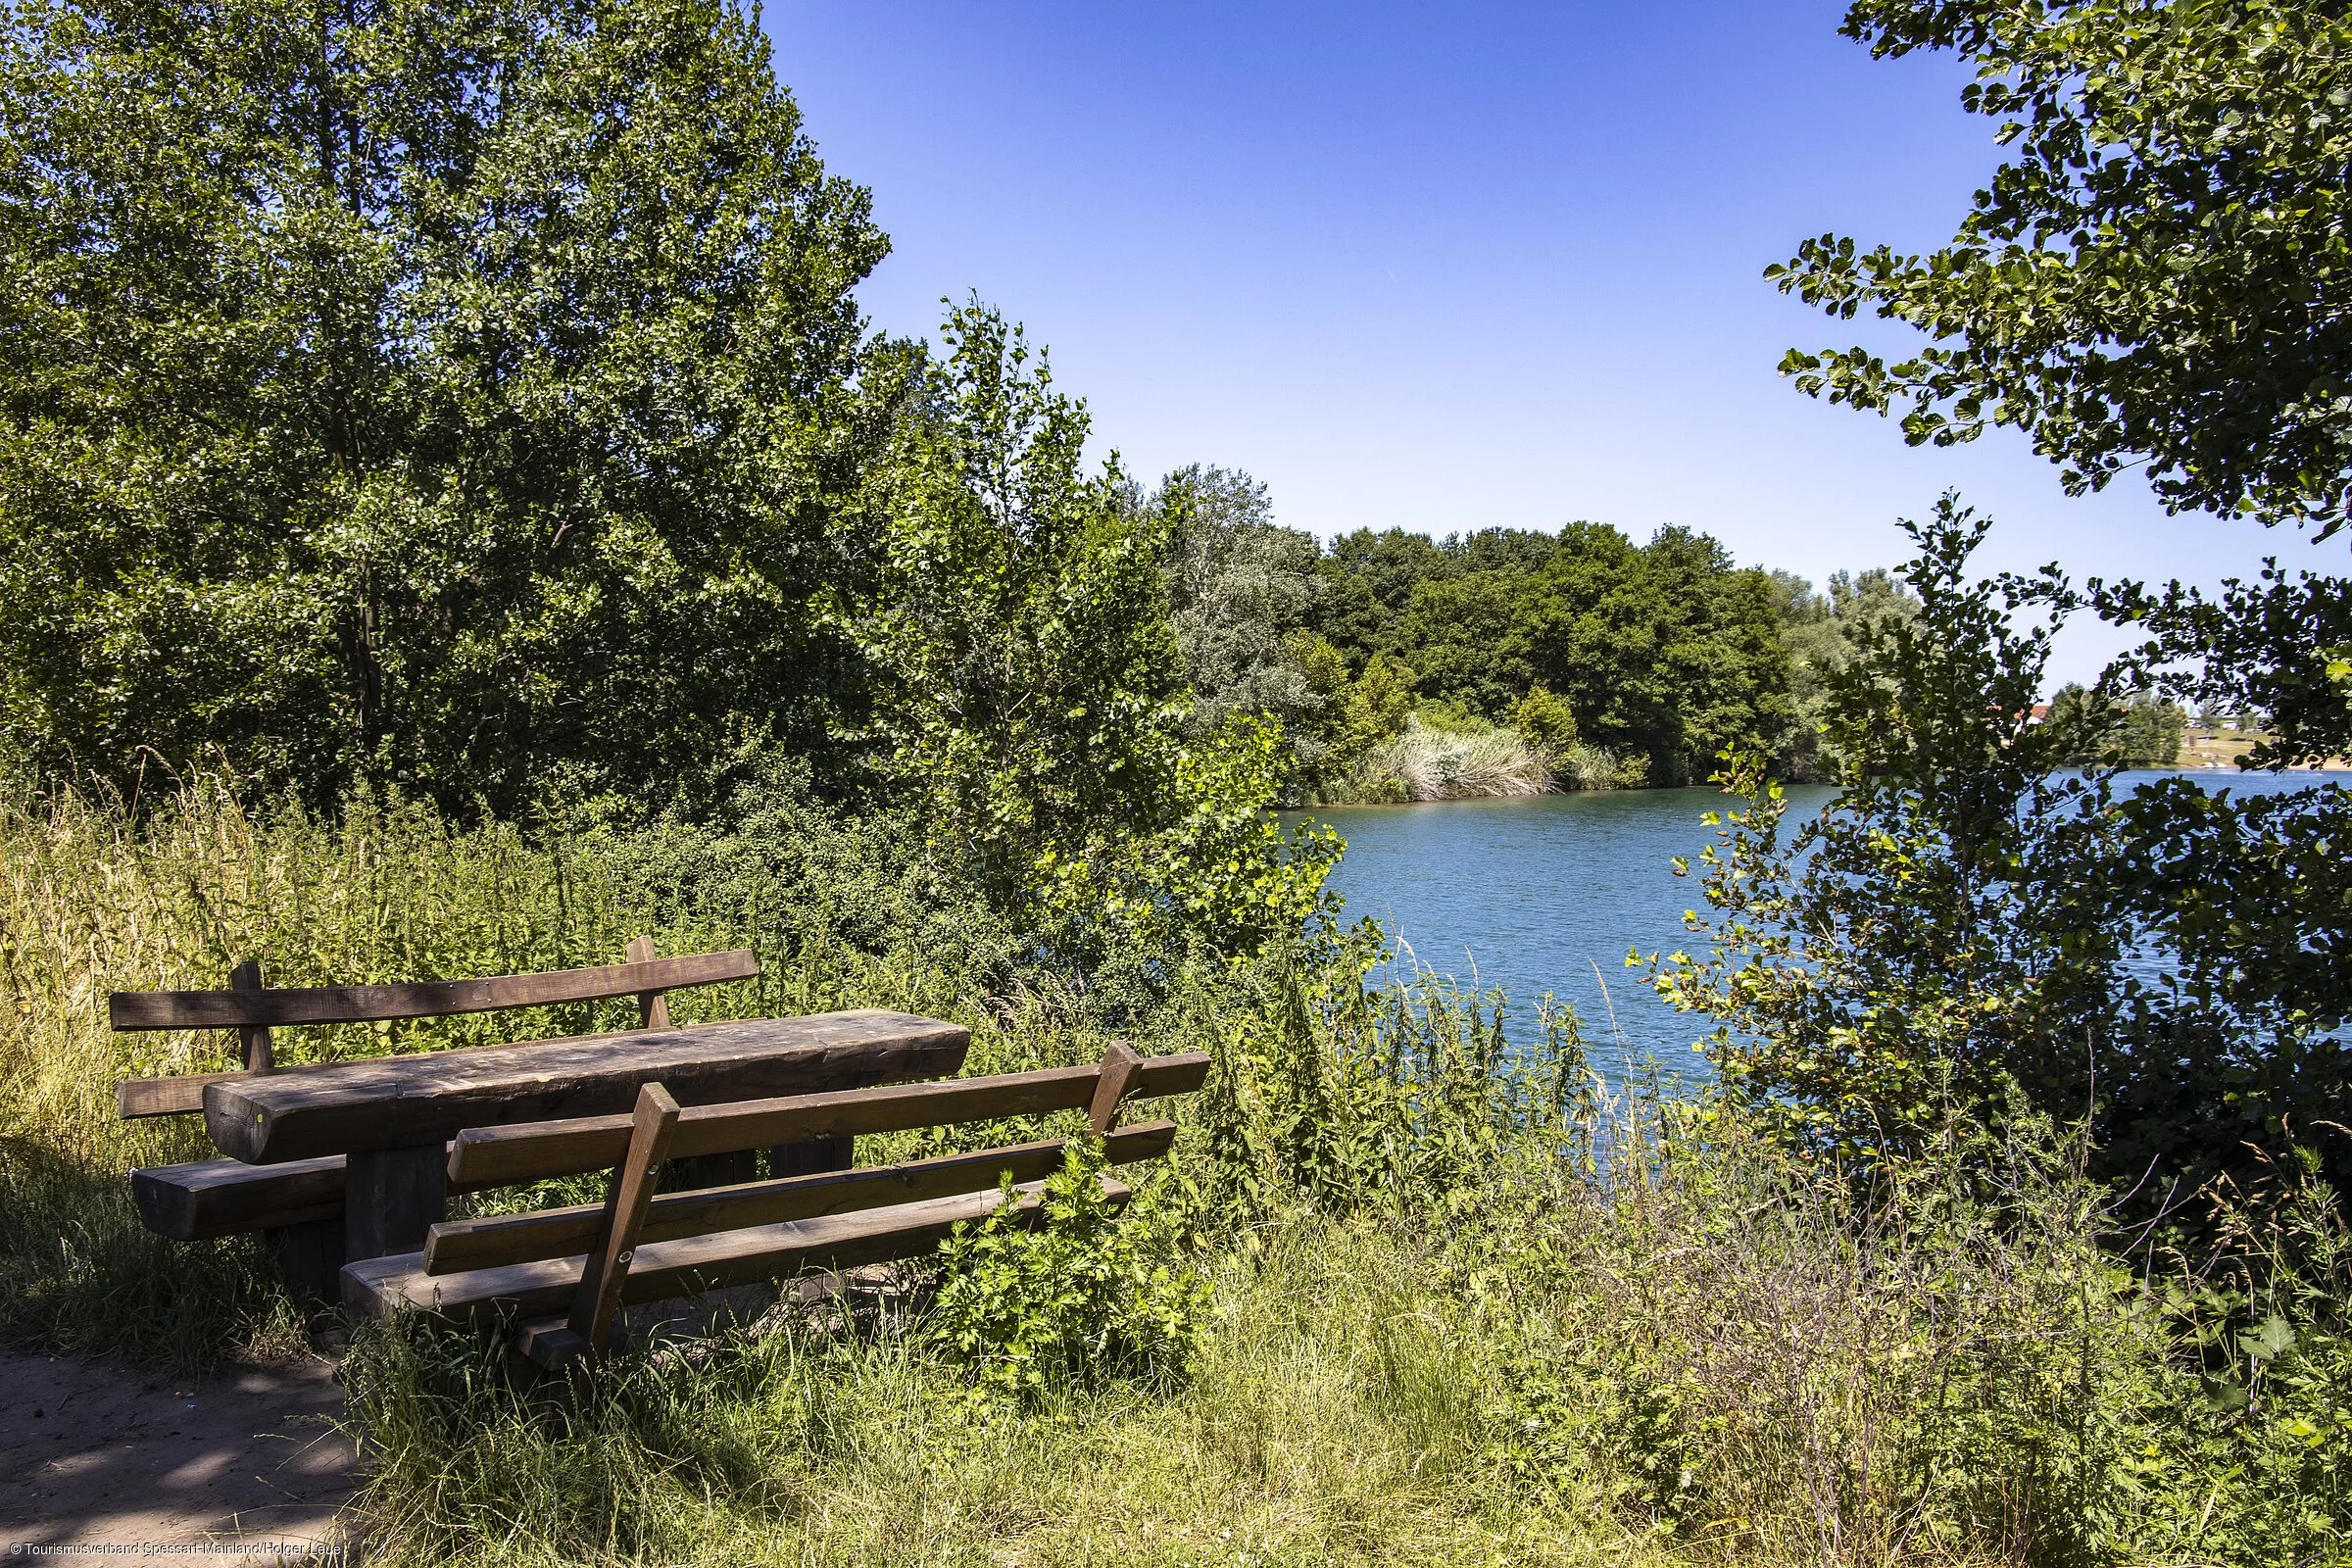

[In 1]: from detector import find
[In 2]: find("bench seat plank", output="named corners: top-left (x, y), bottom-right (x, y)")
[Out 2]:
top-left (129, 1155), bottom-right (347, 1242)
top-left (344, 1177), bottom-right (1129, 1324)
top-left (424, 1119), bottom-right (1178, 1275)
top-left (447, 1052), bottom-right (1210, 1190)
top-left (208, 1009), bottom-right (970, 1163)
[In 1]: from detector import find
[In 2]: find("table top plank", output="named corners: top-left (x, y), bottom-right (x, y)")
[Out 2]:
top-left (203, 1009), bottom-right (969, 1163)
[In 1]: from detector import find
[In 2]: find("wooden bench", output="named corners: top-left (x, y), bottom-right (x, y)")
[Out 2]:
top-left (114, 938), bottom-right (763, 1297)
top-left (342, 1041), bottom-right (1209, 1367)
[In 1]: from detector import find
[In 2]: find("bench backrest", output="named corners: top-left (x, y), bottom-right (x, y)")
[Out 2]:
top-left (111, 936), bottom-right (759, 1118)
top-left (420, 1041), bottom-right (1210, 1361)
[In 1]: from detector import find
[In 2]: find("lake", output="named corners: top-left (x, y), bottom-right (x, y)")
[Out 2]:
top-left (1301, 767), bottom-right (2352, 1081)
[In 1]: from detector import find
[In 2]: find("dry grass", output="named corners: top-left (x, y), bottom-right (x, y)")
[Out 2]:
top-left (1338, 717), bottom-right (1555, 802)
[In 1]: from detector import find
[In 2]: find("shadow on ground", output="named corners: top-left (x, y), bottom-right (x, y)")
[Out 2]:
top-left (0, 1348), bottom-right (355, 1560)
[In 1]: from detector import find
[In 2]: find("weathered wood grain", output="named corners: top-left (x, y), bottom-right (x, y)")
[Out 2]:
top-left (344, 1177), bottom-right (1133, 1325)
top-left (117, 1019), bottom-right (753, 1120)
top-left (422, 1120), bottom-right (1178, 1276)
top-left (206, 1010), bottom-right (970, 1163)
top-left (129, 1154), bottom-right (347, 1242)
top-left (446, 1051), bottom-right (1209, 1191)
top-left (570, 1083), bottom-right (681, 1353)
top-left (111, 950), bottom-right (759, 1031)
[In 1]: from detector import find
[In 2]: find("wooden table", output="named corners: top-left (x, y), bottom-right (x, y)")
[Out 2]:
top-left (200, 1009), bottom-right (969, 1260)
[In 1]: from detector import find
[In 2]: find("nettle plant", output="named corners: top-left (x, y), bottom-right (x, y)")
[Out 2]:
top-left (927, 1138), bottom-right (1204, 1405)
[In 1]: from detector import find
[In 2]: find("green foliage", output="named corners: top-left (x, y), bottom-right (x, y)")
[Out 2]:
top-left (841, 301), bottom-right (1188, 925)
top-left (1309, 520), bottom-right (1794, 785)
top-left (1772, 565), bottom-right (1921, 780)
top-left (1288, 632), bottom-right (1416, 779)
top-left (2101, 562), bottom-right (2352, 770)
top-left (1654, 497), bottom-right (2352, 1207)
top-left (1510, 684), bottom-right (1579, 756)
top-left (2045, 683), bottom-right (2187, 767)
top-left (1174, 949), bottom-right (1589, 1228)
top-left (1157, 466), bottom-right (1326, 749)
top-left (331, 997), bottom-right (2352, 1566)
top-left (929, 1138), bottom-right (1205, 1404)
top-left (1773, 0), bottom-right (2352, 534)
top-left (0, 0), bottom-right (896, 813)
top-left (1035, 712), bottom-right (1343, 976)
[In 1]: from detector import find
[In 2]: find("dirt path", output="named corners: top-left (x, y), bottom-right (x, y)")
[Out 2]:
top-left (0, 1349), bottom-right (357, 1562)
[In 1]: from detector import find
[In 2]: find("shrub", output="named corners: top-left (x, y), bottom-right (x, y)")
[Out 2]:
top-left (928, 1138), bottom-right (1204, 1403)
top-left (1511, 683), bottom-right (1579, 756)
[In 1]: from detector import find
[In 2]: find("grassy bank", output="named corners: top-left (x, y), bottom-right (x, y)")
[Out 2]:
top-left (1, 778), bottom-right (2345, 1564)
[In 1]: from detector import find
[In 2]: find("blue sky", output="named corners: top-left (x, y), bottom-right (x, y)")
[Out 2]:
top-left (762, 1), bottom-right (2338, 687)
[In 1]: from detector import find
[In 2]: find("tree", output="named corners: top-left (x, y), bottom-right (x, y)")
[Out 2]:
top-left (2047, 684), bottom-right (2188, 768)
top-left (1516, 523), bottom-right (1792, 784)
top-left (1395, 568), bottom-right (1541, 719)
top-left (1774, 566), bottom-right (1921, 780)
top-left (1655, 500), bottom-right (2352, 1202)
top-left (1767, 1), bottom-right (2352, 1203)
top-left (1156, 466), bottom-right (1326, 748)
top-left (1308, 527), bottom-right (1455, 665)
top-left (1771, 0), bottom-right (2352, 532)
top-left (1772, 0), bottom-right (2352, 775)
top-left (1643, 526), bottom-right (1797, 783)
top-left (0, 0), bottom-right (897, 814)
top-left (844, 302), bottom-right (1185, 918)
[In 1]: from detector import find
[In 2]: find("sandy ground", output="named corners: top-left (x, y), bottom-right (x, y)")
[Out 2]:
top-left (0, 1349), bottom-right (357, 1562)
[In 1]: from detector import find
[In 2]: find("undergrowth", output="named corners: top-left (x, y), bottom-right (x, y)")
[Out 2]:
top-left (3, 775), bottom-right (2346, 1564)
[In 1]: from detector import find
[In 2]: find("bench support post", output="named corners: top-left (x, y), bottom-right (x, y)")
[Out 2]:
top-left (270, 1219), bottom-right (346, 1304)
top-left (233, 957), bottom-right (343, 1298)
top-left (570, 1082), bottom-right (682, 1356)
top-left (346, 1145), bottom-right (447, 1261)
top-left (1088, 1040), bottom-right (1143, 1133)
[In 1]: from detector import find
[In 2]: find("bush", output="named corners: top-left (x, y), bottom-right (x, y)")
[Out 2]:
top-left (1510, 683), bottom-right (1579, 756)
top-left (928, 1139), bottom-right (1204, 1403)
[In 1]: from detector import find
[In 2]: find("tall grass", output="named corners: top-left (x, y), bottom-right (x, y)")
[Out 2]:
top-left (0, 770), bottom-right (1013, 1367)
top-left (335, 1078), bottom-right (2352, 1567)
top-left (4, 774), bottom-right (2345, 1565)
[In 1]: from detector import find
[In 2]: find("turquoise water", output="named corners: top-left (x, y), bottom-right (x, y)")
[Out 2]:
top-left (1301, 768), bottom-right (2352, 1080)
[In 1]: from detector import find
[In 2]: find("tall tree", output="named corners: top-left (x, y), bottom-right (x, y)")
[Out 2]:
top-left (844, 302), bottom-right (1185, 917)
top-left (0, 0), bottom-right (899, 813)
top-left (1157, 466), bottom-right (1324, 745)
top-left (1765, 0), bottom-right (2352, 1202)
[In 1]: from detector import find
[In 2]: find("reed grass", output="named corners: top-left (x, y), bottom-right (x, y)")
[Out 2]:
top-left (1318, 718), bottom-right (1651, 803)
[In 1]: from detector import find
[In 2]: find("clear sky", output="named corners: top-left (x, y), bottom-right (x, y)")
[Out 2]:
top-left (762, 1), bottom-right (2339, 687)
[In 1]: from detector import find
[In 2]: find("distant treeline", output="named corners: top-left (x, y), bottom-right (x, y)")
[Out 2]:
top-left (1157, 466), bottom-right (2188, 802)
